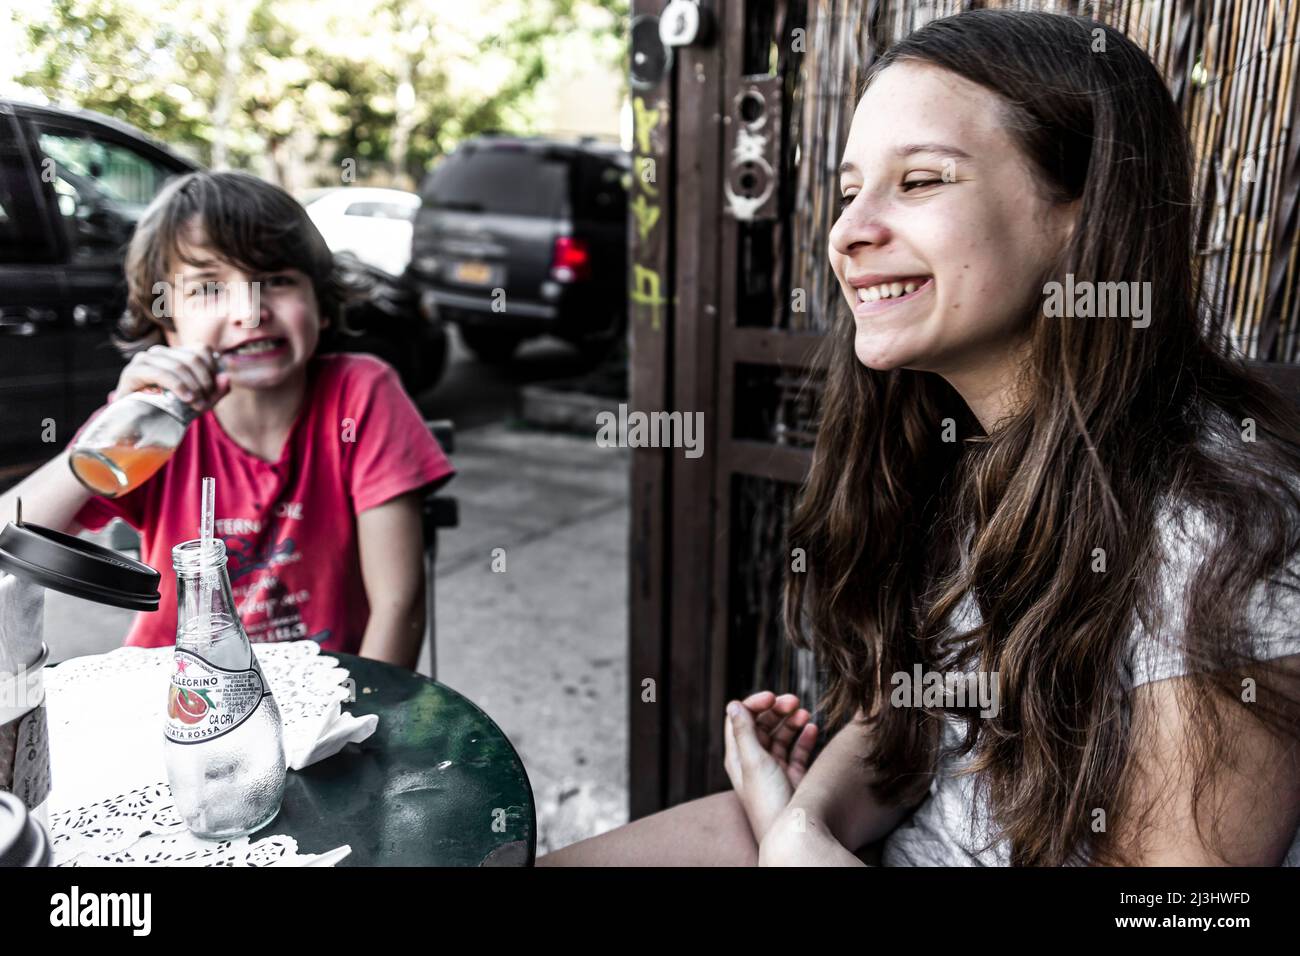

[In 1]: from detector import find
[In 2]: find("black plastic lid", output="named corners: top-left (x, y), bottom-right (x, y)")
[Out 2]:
top-left (0, 791), bottom-right (51, 867)
top-left (0, 520), bottom-right (160, 611)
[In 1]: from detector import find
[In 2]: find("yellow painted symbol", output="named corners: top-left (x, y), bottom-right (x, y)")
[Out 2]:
top-left (631, 194), bottom-right (660, 243)
top-left (634, 97), bottom-right (660, 156)
top-left (631, 264), bottom-right (668, 331)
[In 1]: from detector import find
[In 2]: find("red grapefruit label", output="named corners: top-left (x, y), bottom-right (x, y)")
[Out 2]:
top-left (164, 649), bottom-right (268, 744)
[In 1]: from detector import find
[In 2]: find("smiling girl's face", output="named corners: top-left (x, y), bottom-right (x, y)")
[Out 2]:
top-left (829, 61), bottom-right (1076, 397)
top-left (164, 217), bottom-right (323, 390)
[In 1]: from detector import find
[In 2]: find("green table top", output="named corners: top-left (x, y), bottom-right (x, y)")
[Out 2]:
top-left (255, 652), bottom-right (536, 866)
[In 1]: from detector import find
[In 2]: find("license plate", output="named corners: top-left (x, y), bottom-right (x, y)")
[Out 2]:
top-left (452, 260), bottom-right (494, 286)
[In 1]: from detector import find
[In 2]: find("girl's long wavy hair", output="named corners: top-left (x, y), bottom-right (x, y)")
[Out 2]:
top-left (785, 9), bottom-right (1300, 866)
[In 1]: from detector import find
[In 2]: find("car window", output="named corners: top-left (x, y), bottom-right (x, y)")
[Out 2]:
top-left (575, 158), bottom-right (628, 224)
top-left (344, 200), bottom-right (415, 220)
top-left (0, 128), bottom-right (56, 264)
top-left (36, 128), bottom-right (172, 263)
top-left (421, 147), bottom-right (568, 218)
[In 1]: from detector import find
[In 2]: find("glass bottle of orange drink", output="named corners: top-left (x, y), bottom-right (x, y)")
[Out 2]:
top-left (68, 388), bottom-right (199, 497)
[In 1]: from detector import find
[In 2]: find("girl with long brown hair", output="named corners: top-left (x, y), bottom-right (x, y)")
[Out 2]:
top-left (542, 8), bottom-right (1300, 866)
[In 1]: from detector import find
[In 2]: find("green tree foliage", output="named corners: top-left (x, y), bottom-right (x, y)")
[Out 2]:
top-left (12, 0), bottom-right (628, 184)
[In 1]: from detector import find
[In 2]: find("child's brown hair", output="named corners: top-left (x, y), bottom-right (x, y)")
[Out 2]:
top-left (118, 170), bottom-right (347, 353)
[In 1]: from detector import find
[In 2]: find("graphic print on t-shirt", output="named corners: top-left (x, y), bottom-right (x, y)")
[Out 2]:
top-left (218, 511), bottom-right (331, 646)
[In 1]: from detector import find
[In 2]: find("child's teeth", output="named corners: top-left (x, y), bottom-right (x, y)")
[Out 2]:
top-left (890, 282), bottom-right (903, 297)
top-left (237, 340), bottom-right (278, 353)
top-left (904, 281), bottom-right (917, 294)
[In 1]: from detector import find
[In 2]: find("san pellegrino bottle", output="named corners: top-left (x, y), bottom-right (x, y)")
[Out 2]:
top-left (163, 537), bottom-right (286, 839)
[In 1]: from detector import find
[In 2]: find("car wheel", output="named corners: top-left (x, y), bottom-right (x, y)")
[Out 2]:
top-left (460, 326), bottom-right (523, 364)
top-left (393, 322), bottom-right (449, 395)
top-left (420, 323), bottom-right (450, 392)
top-left (572, 307), bottom-right (628, 366)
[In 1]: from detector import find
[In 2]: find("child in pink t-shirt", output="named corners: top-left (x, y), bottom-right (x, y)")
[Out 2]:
top-left (0, 171), bottom-right (452, 669)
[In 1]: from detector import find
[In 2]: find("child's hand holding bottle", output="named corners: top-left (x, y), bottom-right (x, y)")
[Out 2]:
top-left (111, 345), bottom-right (230, 412)
top-left (69, 346), bottom-right (231, 498)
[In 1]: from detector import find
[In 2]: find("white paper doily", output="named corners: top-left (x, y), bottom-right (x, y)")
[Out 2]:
top-left (61, 828), bottom-right (348, 867)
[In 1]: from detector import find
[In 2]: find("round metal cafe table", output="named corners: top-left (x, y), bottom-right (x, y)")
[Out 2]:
top-left (256, 652), bottom-right (535, 866)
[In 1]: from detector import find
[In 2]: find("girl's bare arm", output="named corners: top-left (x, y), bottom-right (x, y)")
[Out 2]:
top-left (1111, 670), bottom-right (1300, 865)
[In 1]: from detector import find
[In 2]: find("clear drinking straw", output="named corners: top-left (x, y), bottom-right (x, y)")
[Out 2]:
top-left (199, 476), bottom-right (215, 628)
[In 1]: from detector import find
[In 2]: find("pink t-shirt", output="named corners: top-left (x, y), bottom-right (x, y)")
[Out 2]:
top-left (73, 353), bottom-right (454, 653)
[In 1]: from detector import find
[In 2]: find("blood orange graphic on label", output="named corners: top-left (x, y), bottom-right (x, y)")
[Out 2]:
top-left (168, 686), bottom-right (213, 724)
top-left (164, 649), bottom-right (268, 744)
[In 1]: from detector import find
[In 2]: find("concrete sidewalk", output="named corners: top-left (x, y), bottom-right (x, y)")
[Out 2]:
top-left (42, 422), bottom-right (630, 855)
top-left (420, 423), bottom-right (630, 854)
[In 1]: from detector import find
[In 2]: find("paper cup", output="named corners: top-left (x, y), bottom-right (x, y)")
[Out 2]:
top-left (0, 642), bottom-right (50, 828)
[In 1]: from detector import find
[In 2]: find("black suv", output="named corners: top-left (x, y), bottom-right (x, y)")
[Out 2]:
top-left (0, 99), bottom-right (444, 477)
top-left (409, 134), bottom-right (630, 363)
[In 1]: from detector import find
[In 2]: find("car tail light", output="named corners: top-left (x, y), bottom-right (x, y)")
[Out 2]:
top-left (550, 236), bottom-right (591, 282)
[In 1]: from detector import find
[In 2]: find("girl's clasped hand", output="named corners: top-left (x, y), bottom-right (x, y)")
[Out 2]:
top-left (722, 691), bottom-right (818, 843)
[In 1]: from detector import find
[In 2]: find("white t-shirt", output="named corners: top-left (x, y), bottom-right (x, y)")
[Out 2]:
top-left (881, 496), bottom-right (1300, 866)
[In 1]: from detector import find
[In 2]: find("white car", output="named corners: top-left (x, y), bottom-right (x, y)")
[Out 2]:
top-left (301, 187), bottom-right (421, 277)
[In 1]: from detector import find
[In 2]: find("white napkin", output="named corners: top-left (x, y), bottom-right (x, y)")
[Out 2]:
top-left (254, 642), bottom-right (379, 770)
top-left (286, 704), bottom-right (378, 771)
